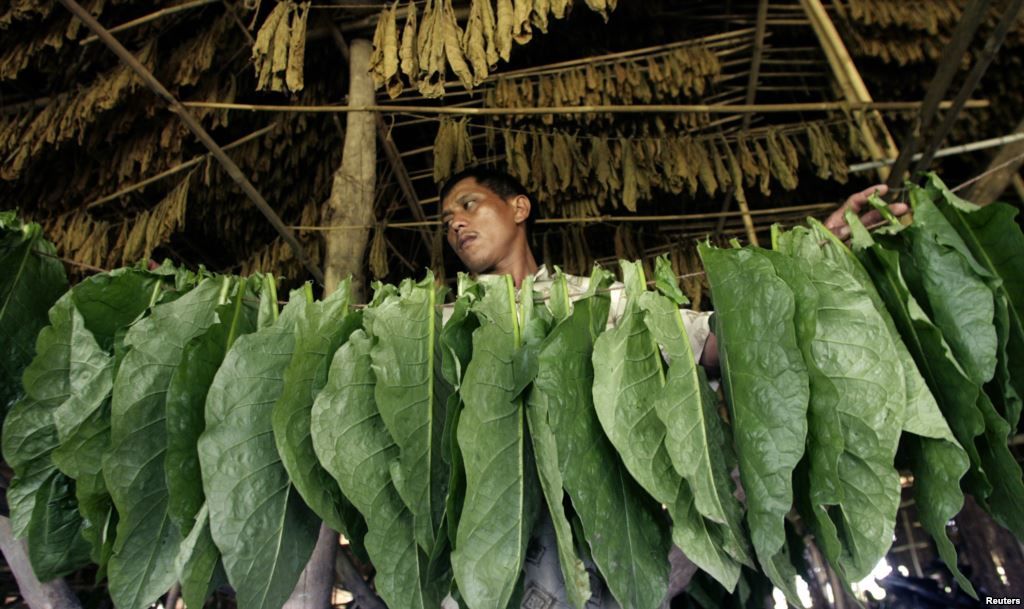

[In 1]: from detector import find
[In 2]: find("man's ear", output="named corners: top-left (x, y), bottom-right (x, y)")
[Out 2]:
top-left (511, 194), bottom-right (532, 225)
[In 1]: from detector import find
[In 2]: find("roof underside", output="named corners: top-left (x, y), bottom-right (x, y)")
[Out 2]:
top-left (1, 0), bottom-right (1021, 299)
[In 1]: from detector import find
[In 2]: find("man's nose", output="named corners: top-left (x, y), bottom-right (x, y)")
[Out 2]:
top-left (450, 215), bottom-right (468, 232)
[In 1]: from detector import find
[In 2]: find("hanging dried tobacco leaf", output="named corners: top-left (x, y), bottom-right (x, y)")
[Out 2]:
top-left (464, 0), bottom-right (494, 84)
top-left (496, 0), bottom-right (515, 61)
top-left (551, 0), bottom-right (572, 19)
top-left (442, 0), bottom-right (475, 90)
top-left (767, 128), bottom-right (799, 191)
top-left (622, 139), bottom-right (639, 212)
top-left (696, 139), bottom-right (719, 197)
top-left (369, 224), bottom-right (389, 280)
top-left (285, 2), bottom-right (310, 93)
top-left (752, 138), bottom-right (772, 196)
top-left (400, 0), bottom-right (420, 79)
top-left (269, 4), bottom-right (292, 91)
top-left (512, 0), bottom-right (533, 44)
top-left (253, 2), bottom-right (288, 91)
top-left (531, 0), bottom-right (550, 33)
top-left (585, 0), bottom-right (611, 22)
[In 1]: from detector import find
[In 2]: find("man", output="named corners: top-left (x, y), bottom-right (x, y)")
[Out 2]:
top-left (438, 167), bottom-right (906, 608)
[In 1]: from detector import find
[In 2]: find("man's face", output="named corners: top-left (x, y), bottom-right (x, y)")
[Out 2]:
top-left (440, 177), bottom-right (524, 274)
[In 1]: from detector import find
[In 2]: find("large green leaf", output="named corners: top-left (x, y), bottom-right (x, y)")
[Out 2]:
top-left (904, 188), bottom-right (997, 386)
top-left (312, 329), bottom-right (433, 609)
top-left (104, 277), bottom-right (227, 609)
top-left (817, 217), bottom-right (974, 595)
top-left (929, 177), bottom-right (1024, 430)
top-left (533, 268), bottom-right (670, 609)
top-left (698, 244), bottom-right (808, 605)
top-left (523, 271), bottom-right (590, 609)
top-left (0, 216), bottom-right (67, 417)
top-left (2, 396), bottom-right (58, 539)
top-left (199, 293), bottom-right (321, 609)
top-left (51, 403), bottom-right (116, 570)
top-left (366, 273), bottom-right (451, 554)
top-left (849, 221), bottom-right (992, 499)
top-left (452, 274), bottom-right (540, 609)
top-left (274, 283), bottom-right (364, 540)
top-left (27, 471), bottom-right (93, 581)
top-left (639, 261), bottom-right (751, 567)
top-left (438, 282), bottom-right (480, 552)
top-left (174, 503), bottom-right (227, 609)
top-left (593, 261), bottom-right (741, 591)
top-left (773, 228), bottom-right (905, 581)
top-left (165, 291), bottom-right (248, 536)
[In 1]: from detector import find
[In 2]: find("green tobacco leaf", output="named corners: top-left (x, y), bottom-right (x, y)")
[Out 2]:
top-left (174, 504), bottom-right (227, 609)
top-left (27, 472), bottom-right (92, 580)
top-left (2, 396), bottom-right (58, 539)
top-left (312, 330), bottom-right (433, 609)
top-left (439, 283), bottom-right (479, 551)
top-left (273, 282), bottom-right (366, 542)
top-left (104, 278), bottom-right (226, 609)
top-left (0, 218), bottom-right (67, 417)
top-left (975, 391), bottom-right (1024, 539)
top-left (525, 272), bottom-right (590, 609)
top-left (70, 268), bottom-right (162, 351)
top-left (815, 218), bottom-right (973, 595)
top-left (848, 220), bottom-right (991, 501)
top-left (773, 230), bottom-right (905, 581)
top-left (907, 436), bottom-right (974, 596)
top-left (166, 279), bottom-right (258, 537)
top-left (930, 179), bottom-right (1024, 429)
top-left (199, 294), bottom-right (321, 609)
top-left (365, 274), bottom-right (450, 553)
top-left (52, 403), bottom-right (115, 569)
top-left (538, 283), bottom-right (669, 609)
top-left (452, 274), bottom-right (540, 609)
top-left (639, 286), bottom-right (751, 568)
top-left (905, 188), bottom-right (997, 386)
top-left (698, 244), bottom-right (808, 605)
top-left (593, 261), bottom-right (741, 591)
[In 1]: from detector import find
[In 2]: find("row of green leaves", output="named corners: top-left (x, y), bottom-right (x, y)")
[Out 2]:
top-left (1, 173), bottom-right (1020, 609)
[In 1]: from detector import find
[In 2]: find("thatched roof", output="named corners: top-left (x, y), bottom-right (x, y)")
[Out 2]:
top-left (2, 0), bottom-right (1021, 299)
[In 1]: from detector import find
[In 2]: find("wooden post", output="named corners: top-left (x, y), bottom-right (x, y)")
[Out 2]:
top-left (799, 0), bottom-right (899, 180)
top-left (323, 39), bottom-right (377, 300)
top-left (0, 517), bottom-right (84, 609)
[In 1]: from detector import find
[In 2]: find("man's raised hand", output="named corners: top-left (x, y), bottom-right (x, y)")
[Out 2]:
top-left (823, 183), bottom-right (910, 240)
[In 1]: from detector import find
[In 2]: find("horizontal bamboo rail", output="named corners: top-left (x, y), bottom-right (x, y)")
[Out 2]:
top-left (181, 99), bottom-right (989, 116)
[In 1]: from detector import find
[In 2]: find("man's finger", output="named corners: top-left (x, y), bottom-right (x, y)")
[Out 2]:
top-left (889, 202), bottom-right (910, 218)
top-left (843, 183), bottom-right (889, 212)
top-left (859, 208), bottom-right (883, 228)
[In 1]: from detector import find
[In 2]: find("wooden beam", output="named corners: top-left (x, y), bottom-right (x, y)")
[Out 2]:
top-left (58, 0), bottom-right (325, 284)
top-left (326, 23), bottom-right (433, 251)
top-left (885, 0), bottom-right (994, 188)
top-left (912, 0), bottom-right (1024, 174)
top-left (799, 0), bottom-right (899, 179)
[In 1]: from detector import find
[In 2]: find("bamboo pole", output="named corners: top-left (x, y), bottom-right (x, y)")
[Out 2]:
top-left (800, 0), bottom-right (900, 178)
top-left (288, 203), bottom-right (838, 231)
top-left (180, 99), bottom-right (989, 115)
top-left (79, 0), bottom-right (220, 45)
top-left (58, 0), bottom-right (325, 284)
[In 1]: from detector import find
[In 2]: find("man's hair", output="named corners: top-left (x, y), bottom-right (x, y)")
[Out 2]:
top-left (439, 166), bottom-right (531, 208)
